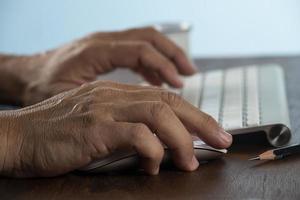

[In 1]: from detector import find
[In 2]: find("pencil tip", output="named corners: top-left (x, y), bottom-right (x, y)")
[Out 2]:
top-left (248, 157), bottom-right (260, 161)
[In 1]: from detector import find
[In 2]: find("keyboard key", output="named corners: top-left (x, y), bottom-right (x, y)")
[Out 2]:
top-left (181, 74), bottom-right (202, 107)
top-left (245, 66), bottom-right (260, 126)
top-left (200, 70), bottom-right (223, 122)
top-left (221, 68), bottom-right (244, 130)
top-left (259, 65), bottom-right (291, 127)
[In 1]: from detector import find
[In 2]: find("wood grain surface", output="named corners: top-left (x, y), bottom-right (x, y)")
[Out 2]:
top-left (0, 56), bottom-right (299, 200)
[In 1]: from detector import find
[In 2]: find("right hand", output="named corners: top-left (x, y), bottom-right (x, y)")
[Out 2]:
top-left (0, 81), bottom-right (232, 177)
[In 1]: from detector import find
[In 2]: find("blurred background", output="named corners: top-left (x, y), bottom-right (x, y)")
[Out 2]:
top-left (0, 0), bottom-right (300, 58)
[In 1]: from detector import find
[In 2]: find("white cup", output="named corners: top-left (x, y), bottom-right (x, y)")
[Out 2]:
top-left (154, 22), bottom-right (192, 56)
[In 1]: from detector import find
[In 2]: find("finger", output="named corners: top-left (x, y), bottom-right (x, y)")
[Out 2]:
top-left (77, 82), bottom-right (231, 149)
top-left (85, 28), bottom-right (197, 75)
top-left (107, 41), bottom-right (183, 87)
top-left (121, 27), bottom-right (197, 75)
top-left (80, 40), bottom-right (183, 87)
top-left (100, 121), bottom-right (164, 175)
top-left (134, 68), bottom-right (163, 86)
top-left (159, 92), bottom-right (232, 148)
top-left (104, 89), bottom-right (232, 149)
top-left (112, 101), bottom-right (199, 171)
top-left (158, 92), bottom-right (232, 148)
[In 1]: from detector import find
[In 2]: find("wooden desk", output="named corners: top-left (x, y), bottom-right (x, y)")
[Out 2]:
top-left (1, 56), bottom-right (300, 200)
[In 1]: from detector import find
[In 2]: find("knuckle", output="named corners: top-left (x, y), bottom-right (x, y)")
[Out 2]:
top-left (128, 26), bottom-right (159, 38)
top-left (174, 46), bottom-right (185, 58)
top-left (83, 124), bottom-right (111, 155)
top-left (83, 94), bottom-right (96, 106)
top-left (147, 143), bottom-right (164, 161)
top-left (149, 101), bottom-right (171, 119)
top-left (143, 26), bottom-right (159, 36)
top-left (143, 27), bottom-right (161, 43)
top-left (160, 91), bottom-right (183, 107)
top-left (143, 26), bottom-right (157, 33)
top-left (130, 123), bottom-right (150, 140)
top-left (160, 63), bottom-right (176, 74)
top-left (130, 123), bottom-right (164, 161)
top-left (201, 113), bottom-right (218, 128)
top-left (137, 41), bottom-right (152, 53)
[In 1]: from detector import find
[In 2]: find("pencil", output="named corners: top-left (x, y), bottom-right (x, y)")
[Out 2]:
top-left (249, 143), bottom-right (300, 161)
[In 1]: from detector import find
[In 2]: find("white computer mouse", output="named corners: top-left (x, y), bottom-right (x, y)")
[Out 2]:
top-left (78, 139), bottom-right (227, 173)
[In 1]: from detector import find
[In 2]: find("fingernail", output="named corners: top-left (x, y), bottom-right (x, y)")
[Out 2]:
top-left (219, 129), bottom-right (233, 146)
top-left (152, 166), bottom-right (160, 175)
top-left (190, 62), bottom-right (199, 72)
top-left (190, 155), bottom-right (199, 170)
top-left (174, 77), bottom-right (183, 88)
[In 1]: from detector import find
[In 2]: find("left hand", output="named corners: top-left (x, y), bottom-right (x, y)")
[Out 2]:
top-left (22, 27), bottom-right (197, 105)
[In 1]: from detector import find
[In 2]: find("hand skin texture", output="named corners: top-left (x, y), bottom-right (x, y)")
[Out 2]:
top-left (0, 27), bottom-right (197, 106)
top-left (0, 27), bottom-right (232, 177)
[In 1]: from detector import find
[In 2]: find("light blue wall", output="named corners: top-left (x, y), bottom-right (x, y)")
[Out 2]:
top-left (1, 0), bottom-right (300, 57)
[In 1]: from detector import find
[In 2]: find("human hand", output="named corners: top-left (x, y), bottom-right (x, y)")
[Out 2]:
top-left (0, 81), bottom-right (231, 177)
top-left (22, 27), bottom-right (196, 105)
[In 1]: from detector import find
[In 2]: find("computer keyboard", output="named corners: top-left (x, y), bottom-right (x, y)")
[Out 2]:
top-left (154, 64), bottom-right (291, 147)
